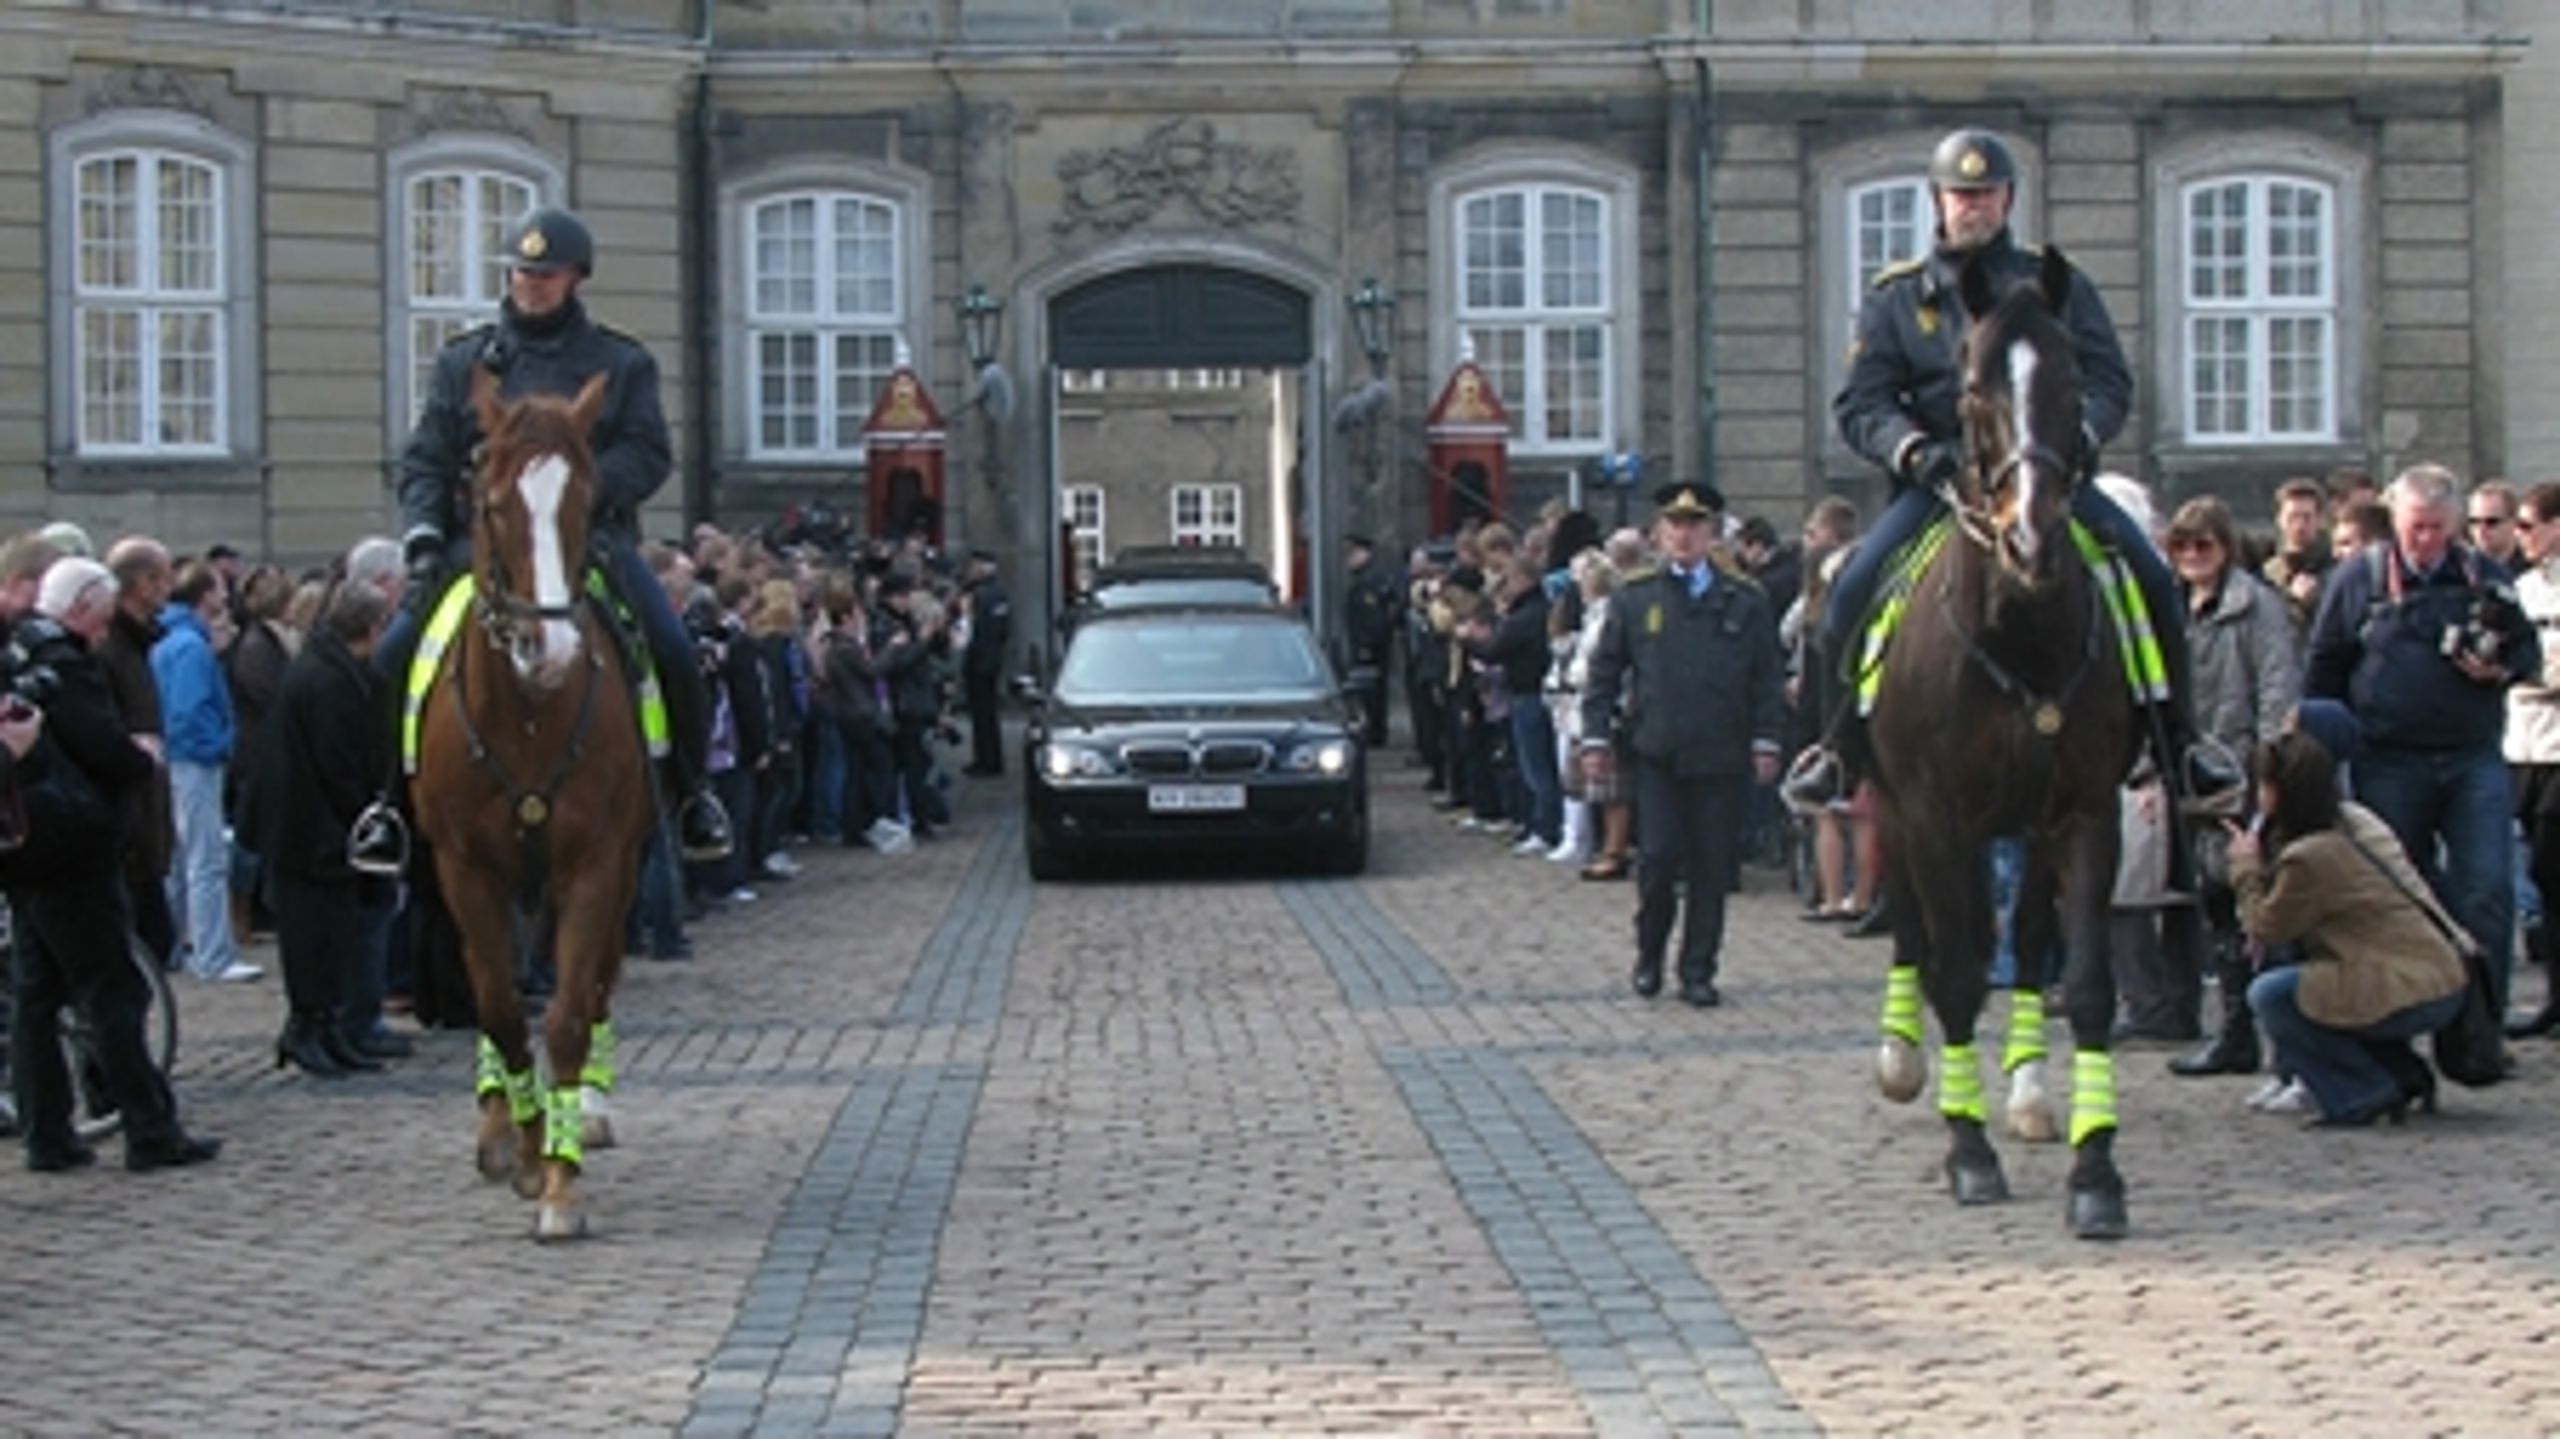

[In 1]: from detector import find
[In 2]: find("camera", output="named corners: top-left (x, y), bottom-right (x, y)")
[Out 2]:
top-left (0, 630), bottom-right (62, 711)
top-left (2442, 582), bottom-right (2522, 666)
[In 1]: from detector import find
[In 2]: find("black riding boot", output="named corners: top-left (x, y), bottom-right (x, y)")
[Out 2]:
top-left (318, 1019), bottom-right (383, 1074)
top-left (274, 1011), bottom-right (346, 1079)
top-left (2170, 933), bottom-right (2260, 1076)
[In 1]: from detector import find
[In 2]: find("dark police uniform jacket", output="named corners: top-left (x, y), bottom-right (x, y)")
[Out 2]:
top-left (964, 577), bottom-right (1012, 679)
top-left (397, 299), bottom-right (670, 570)
top-left (1579, 560), bottom-right (1786, 778)
top-left (1344, 562), bottom-right (1398, 665)
top-left (1833, 231), bottom-right (2132, 481)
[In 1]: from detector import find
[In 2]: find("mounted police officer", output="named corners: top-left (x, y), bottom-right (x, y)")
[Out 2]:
top-left (364, 207), bottom-right (732, 868)
top-left (1579, 483), bottom-right (1786, 1008)
top-left (1787, 128), bottom-right (2237, 811)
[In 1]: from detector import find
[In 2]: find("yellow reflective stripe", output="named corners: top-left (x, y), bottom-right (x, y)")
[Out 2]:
top-left (403, 576), bottom-right (477, 775)
top-left (2071, 522), bottom-right (2169, 704)
top-left (1881, 964), bottom-right (1924, 1045)
top-left (542, 1085), bottom-right (584, 1166)
top-left (1939, 1042), bottom-right (1987, 1123)
top-left (581, 1019), bottom-right (616, 1092)
top-left (2002, 986), bottom-right (2048, 1072)
top-left (475, 1033), bottom-right (506, 1098)
top-left (1855, 519), bottom-right (1953, 717)
top-left (2069, 1047), bottom-right (2119, 1146)
top-left (504, 1065), bottom-right (540, 1126)
top-left (637, 674), bottom-right (670, 758)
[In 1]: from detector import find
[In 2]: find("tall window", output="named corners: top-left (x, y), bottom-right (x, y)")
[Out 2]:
top-left (72, 148), bottom-right (226, 454)
top-left (1170, 484), bottom-right (1243, 548)
top-left (1848, 178), bottom-right (1930, 297)
top-left (402, 167), bottom-right (539, 436)
top-left (748, 192), bottom-right (901, 456)
top-left (1455, 183), bottom-right (1609, 453)
top-left (2183, 175), bottom-right (2336, 441)
top-left (1064, 485), bottom-right (1106, 582)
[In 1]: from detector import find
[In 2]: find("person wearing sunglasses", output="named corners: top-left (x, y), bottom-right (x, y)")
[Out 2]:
top-left (2467, 479), bottom-right (2524, 570)
top-left (2504, 481), bottom-right (2560, 1038)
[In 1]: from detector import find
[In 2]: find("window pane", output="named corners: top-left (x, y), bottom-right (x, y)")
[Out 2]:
top-left (2267, 315), bottom-right (2327, 436)
top-left (1854, 181), bottom-right (1925, 293)
top-left (409, 314), bottom-right (476, 434)
top-left (2189, 315), bottom-right (2252, 436)
top-left (157, 308), bottom-right (221, 446)
top-left (77, 155), bottom-right (138, 292)
top-left (156, 157), bottom-right (220, 295)
top-left (1468, 326), bottom-right (1527, 440)
top-left (2187, 181), bottom-right (2249, 302)
top-left (757, 330), bottom-right (819, 450)
top-left (409, 173), bottom-right (468, 302)
top-left (833, 197), bottom-right (897, 318)
top-left (2266, 182), bottom-right (2325, 300)
top-left (1542, 325), bottom-right (1605, 444)
top-left (1540, 190), bottom-right (1603, 310)
top-left (754, 199), bottom-right (818, 316)
top-left (1462, 191), bottom-right (1525, 311)
top-left (79, 307), bottom-right (142, 447)
top-left (479, 174), bottom-right (537, 304)
top-left (834, 331), bottom-right (898, 443)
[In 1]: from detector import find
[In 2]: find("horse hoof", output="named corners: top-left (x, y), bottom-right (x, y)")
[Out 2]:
top-left (2004, 1062), bottom-right (2059, 1143)
top-left (1945, 1155), bottom-right (2010, 1206)
top-left (1877, 1037), bottom-right (1927, 1104)
top-left (476, 1137), bottom-right (517, 1184)
top-left (511, 1166), bottom-right (544, 1200)
top-left (581, 1113), bottom-right (616, 1150)
top-left (532, 1202), bottom-right (589, 1243)
top-left (2069, 1186), bottom-right (2129, 1241)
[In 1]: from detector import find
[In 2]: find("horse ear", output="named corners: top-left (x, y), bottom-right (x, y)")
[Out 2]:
top-left (468, 364), bottom-right (503, 439)
top-left (569, 373), bottom-right (608, 434)
top-left (1958, 249), bottom-right (1999, 322)
top-left (2040, 244), bottom-right (2074, 313)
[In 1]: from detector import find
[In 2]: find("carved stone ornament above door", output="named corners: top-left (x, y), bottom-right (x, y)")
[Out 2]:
top-left (1053, 117), bottom-right (1302, 238)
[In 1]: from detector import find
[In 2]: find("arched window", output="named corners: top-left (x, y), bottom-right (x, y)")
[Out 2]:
top-left (385, 138), bottom-right (562, 443)
top-left (745, 191), bottom-right (903, 457)
top-left (1453, 182), bottom-right (1612, 453)
top-left (2180, 174), bottom-right (2338, 441)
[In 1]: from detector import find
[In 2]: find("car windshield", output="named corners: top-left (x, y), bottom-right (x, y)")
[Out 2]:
top-left (1056, 616), bottom-right (1328, 700)
top-left (1088, 577), bottom-right (1275, 610)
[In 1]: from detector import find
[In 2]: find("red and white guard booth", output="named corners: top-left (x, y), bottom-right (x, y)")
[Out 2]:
top-left (862, 350), bottom-right (948, 547)
top-left (1424, 336), bottom-right (1510, 534)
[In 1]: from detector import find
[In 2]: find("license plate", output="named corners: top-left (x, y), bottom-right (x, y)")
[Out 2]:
top-left (1148, 784), bottom-right (1246, 813)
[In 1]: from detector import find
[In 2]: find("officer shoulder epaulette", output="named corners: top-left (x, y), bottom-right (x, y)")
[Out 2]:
top-left (1620, 565), bottom-right (1660, 585)
top-left (1710, 552), bottom-right (1762, 591)
top-left (444, 321), bottom-right (497, 352)
top-left (592, 319), bottom-right (648, 350)
top-left (1869, 256), bottom-right (1925, 290)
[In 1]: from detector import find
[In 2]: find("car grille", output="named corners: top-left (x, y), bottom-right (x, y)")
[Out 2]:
top-left (1116, 740), bottom-right (1273, 777)
top-left (1121, 743), bottom-right (1195, 777)
top-left (1199, 741), bottom-right (1271, 776)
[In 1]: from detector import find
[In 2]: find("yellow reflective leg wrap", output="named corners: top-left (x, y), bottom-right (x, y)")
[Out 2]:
top-left (1881, 965), bottom-right (1924, 1046)
top-left (2003, 987), bottom-right (2049, 1072)
top-left (581, 1019), bottom-right (616, 1093)
top-left (2070, 1048), bottom-right (2119, 1146)
top-left (474, 1033), bottom-right (505, 1099)
top-left (542, 1085), bottom-right (584, 1166)
top-left (505, 1067), bottom-right (540, 1127)
top-left (1939, 1043), bottom-right (1986, 1123)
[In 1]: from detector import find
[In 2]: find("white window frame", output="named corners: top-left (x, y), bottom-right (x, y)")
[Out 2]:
top-left (1063, 484), bottom-right (1107, 582)
top-left (1452, 181), bottom-right (1612, 456)
top-left (384, 136), bottom-right (563, 446)
top-left (2178, 174), bottom-right (2339, 444)
top-left (50, 111), bottom-right (262, 462)
top-left (1169, 483), bottom-right (1244, 548)
top-left (745, 190), bottom-right (903, 459)
top-left (1845, 177), bottom-right (1932, 301)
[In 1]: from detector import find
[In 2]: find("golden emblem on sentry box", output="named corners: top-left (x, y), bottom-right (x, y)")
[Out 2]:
top-left (519, 227), bottom-right (549, 261)
top-left (1958, 147), bottom-right (1988, 181)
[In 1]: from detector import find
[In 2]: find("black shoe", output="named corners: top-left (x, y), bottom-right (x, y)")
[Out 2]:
top-left (352, 1030), bottom-right (415, 1061)
top-left (318, 1025), bottom-right (385, 1073)
top-left (1846, 904), bottom-right (1891, 940)
top-left (1630, 959), bottom-right (1664, 999)
top-left (2168, 1026), bottom-right (2260, 1076)
top-left (125, 1134), bottom-right (222, 1172)
top-left (2505, 998), bottom-right (2560, 1039)
top-left (1679, 981), bottom-right (1722, 1009)
top-left (275, 1017), bottom-right (348, 1079)
top-left (2303, 1094), bottom-right (2409, 1130)
top-left (26, 1140), bottom-right (98, 1173)
top-left (678, 790), bottom-right (735, 863)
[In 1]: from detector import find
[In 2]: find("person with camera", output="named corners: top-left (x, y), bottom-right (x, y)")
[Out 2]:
top-left (2305, 463), bottom-right (2540, 1030)
top-left (8, 559), bottom-right (219, 1172)
top-left (2502, 480), bottom-right (2560, 1039)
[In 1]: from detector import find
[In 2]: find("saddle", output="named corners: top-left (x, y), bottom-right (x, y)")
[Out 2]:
top-left (401, 569), bottom-right (674, 776)
top-left (1848, 514), bottom-right (2170, 721)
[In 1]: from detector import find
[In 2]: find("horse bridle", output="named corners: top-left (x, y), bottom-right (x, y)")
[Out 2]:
top-left (1938, 423), bottom-right (2082, 557)
top-left (471, 486), bottom-right (587, 654)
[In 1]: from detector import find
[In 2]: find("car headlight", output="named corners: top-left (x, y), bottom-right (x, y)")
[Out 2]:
top-left (1286, 741), bottom-right (1353, 775)
top-left (1040, 743), bottom-right (1113, 779)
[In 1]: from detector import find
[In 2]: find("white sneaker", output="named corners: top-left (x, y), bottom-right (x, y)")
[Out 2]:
top-left (724, 887), bottom-right (758, 905)
top-left (203, 960), bottom-right (264, 984)
top-left (762, 852), bottom-right (803, 879)
top-left (865, 819), bottom-right (914, 854)
top-left (2252, 1077), bottom-right (2314, 1114)
top-left (1512, 835), bottom-right (1548, 856)
top-left (1546, 840), bottom-right (1590, 864)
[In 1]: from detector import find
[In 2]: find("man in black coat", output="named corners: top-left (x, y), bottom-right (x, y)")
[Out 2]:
top-left (9, 559), bottom-right (219, 1171)
top-left (960, 549), bottom-right (1011, 778)
top-left (1342, 534), bottom-right (1398, 747)
top-left (246, 583), bottom-right (402, 1077)
top-left (1580, 484), bottom-right (1786, 1008)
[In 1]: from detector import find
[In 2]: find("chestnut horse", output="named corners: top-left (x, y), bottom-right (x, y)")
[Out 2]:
top-left (415, 368), bottom-right (652, 1242)
top-left (1864, 246), bottom-right (2141, 1239)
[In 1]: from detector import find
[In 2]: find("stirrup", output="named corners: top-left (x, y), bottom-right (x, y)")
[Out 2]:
top-left (2174, 735), bottom-right (2247, 819)
top-left (677, 790), bottom-right (734, 864)
top-left (347, 801), bottom-right (411, 878)
top-left (1779, 745), bottom-right (1848, 816)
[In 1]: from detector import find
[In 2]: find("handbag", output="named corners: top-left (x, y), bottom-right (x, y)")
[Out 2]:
top-left (2339, 827), bottom-right (2506, 1089)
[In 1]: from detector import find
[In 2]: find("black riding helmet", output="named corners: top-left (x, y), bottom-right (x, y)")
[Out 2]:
top-left (1929, 129), bottom-right (2019, 193)
top-left (506, 207), bottom-right (594, 278)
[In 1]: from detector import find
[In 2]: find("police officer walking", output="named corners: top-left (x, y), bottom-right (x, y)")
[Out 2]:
top-left (1790, 128), bottom-right (2234, 811)
top-left (371, 207), bottom-right (730, 864)
top-left (1580, 483), bottom-right (1786, 1007)
top-left (959, 547), bottom-right (1011, 778)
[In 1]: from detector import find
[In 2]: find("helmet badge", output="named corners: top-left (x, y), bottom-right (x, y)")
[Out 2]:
top-left (519, 228), bottom-right (548, 260)
top-left (1958, 148), bottom-right (1988, 182)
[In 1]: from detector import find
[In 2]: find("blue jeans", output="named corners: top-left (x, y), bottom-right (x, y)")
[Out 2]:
top-left (808, 719), bottom-right (847, 842)
top-left (1510, 702), bottom-right (1563, 846)
top-left (2248, 966), bottom-right (2463, 1119)
top-left (166, 759), bottom-right (240, 978)
top-left (2352, 744), bottom-right (2515, 1004)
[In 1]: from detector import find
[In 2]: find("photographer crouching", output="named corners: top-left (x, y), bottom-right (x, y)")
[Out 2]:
top-left (4, 557), bottom-right (219, 1172)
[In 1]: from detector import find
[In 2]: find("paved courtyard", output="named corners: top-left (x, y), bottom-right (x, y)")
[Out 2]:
top-left (4, 765), bottom-right (2558, 1436)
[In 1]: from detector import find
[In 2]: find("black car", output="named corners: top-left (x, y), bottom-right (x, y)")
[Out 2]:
top-left (1020, 605), bottom-right (1369, 879)
top-left (1063, 549), bottom-right (1282, 636)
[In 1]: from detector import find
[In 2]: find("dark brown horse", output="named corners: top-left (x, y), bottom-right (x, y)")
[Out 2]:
top-left (1865, 246), bottom-right (2141, 1239)
top-left (414, 368), bottom-right (653, 1242)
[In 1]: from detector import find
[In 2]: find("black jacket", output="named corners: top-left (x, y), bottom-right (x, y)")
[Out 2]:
top-left (2305, 542), bottom-right (2537, 753)
top-left (1834, 230), bottom-right (2131, 483)
top-left (1345, 562), bottom-right (1398, 663)
top-left (1471, 586), bottom-right (1552, 698)
top-left (246, 630), bottom-right (391, 890)
top-left (5, 622), bottom-right (155, 884)
top-left (397, 298), bottom-right (671, 567)
top-left (1580, 565), bottom-right (1786, 778)
top-left (964, 577), bottom-right (1012, 678)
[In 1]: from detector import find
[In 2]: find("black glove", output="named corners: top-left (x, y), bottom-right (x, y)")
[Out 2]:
top-left (403, 534), bottom-right (446, 603)
top-left (1900, 438), bottom-right (1964, 490)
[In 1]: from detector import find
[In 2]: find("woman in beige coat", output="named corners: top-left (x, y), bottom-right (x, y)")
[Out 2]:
top-left (2231, 732), bottom-right (2470, 1127)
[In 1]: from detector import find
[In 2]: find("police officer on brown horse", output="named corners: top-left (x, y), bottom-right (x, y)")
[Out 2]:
top-left (1788, 128), bottom-right (2239, 812)
top-left (367, 207), bottom-right (731, 865)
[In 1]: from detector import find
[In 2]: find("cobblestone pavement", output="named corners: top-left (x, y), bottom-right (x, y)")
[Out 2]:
top-left (4, 761), bottom-right (2558, 1435)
